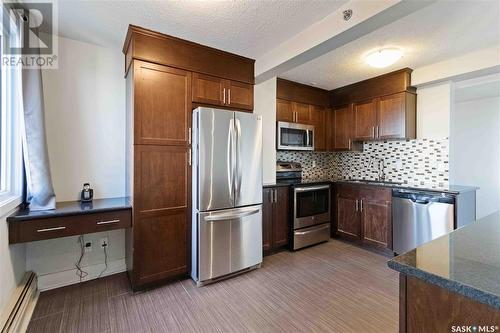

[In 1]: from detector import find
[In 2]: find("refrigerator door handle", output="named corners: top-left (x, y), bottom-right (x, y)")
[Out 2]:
top-left (227, 118), bottom-right (235, 200)
top-left (235, 118), bottom-right (242, 203)
top-left (204, 208), bottom-right (261, 221)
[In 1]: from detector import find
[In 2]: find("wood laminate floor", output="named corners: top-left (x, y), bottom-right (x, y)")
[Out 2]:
top-left (27, 240), bottom-right (399, 333)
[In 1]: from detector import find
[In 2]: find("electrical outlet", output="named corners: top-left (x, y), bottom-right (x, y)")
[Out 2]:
top-left (312, 160), bottom-right (317, 168)
top-left (100, 237), bottom-right (108, 248)
top-left (84, 241), bottom-right (92, 253)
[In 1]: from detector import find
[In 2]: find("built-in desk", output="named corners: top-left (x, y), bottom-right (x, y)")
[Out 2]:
top-left (7, 197), bottom-right (132, 244)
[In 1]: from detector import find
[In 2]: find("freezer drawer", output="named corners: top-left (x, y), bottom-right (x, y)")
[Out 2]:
top-left (392, 196), bottom-right (454, 254)
top-left (197, 205), bottom-right (263, 283)
top-left (293, 223), bottom-right (330, 250)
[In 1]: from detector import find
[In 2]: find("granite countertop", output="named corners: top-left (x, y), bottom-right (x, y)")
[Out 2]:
top-left (7, 197), bottom-right (132, 222)
top-left (388, 211), bottom-right (500, 309)
top-left (264, 178), bottom-right (477, 194)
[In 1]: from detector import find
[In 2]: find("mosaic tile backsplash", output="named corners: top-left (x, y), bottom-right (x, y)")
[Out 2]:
top-left (277, 138), bottom-right (449, 186)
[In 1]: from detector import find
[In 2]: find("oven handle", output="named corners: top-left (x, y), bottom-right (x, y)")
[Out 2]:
top-left (294, 185), bottom-right (330, 193)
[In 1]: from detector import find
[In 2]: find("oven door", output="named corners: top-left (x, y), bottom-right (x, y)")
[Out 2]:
top-left (277, 122), bottom-right (314, 151)
top-left (294, 185), bottom-right (330, 229)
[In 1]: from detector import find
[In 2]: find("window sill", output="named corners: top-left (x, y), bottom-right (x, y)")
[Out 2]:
top-left (0, 195), bottom-right (23, 218)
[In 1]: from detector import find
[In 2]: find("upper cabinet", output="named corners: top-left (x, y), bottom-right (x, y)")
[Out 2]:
top-left (276, 69), bottom-right (416, 152)
top-left (192, 73), bottom-right (253, 111)
top-left (330, 68), bottom-right (417, 142)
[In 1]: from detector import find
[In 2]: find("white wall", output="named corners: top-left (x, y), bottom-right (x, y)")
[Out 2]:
top-left (26, 35), bottom-right (126, 290)
top-left (451, 95), bottom-right (500, 219)
top-left (416, 82), bottom-right (451, 140)
top-left (0, 212), bottom-right (26, 317)
top-left (253, 77), bottom-right (277, 184)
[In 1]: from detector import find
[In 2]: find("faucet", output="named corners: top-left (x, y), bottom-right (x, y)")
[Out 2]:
top-left (370, 157), bottom-right (386, 181)
top-left (377, 158), bottom-right (386, 181)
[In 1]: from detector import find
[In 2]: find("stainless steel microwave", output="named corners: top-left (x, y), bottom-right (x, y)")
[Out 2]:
top-left (277, 121), bottom-right (314, 151)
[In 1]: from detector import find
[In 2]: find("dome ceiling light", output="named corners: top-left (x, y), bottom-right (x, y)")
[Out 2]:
top-left (364, 48), bottom-right (403, 68)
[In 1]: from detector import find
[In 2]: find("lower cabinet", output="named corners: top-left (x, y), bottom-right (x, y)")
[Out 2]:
top-left (335, 184), bottom-right (392, 250)
top-left (262, 186), bottom-right (290, 254)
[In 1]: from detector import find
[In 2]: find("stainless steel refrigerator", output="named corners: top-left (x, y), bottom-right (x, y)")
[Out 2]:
top-left (191, 107), bottom-right (263, 286)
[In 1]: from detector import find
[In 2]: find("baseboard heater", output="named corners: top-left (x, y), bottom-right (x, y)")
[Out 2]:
top-left (0, 271), bottom-right (38, 333)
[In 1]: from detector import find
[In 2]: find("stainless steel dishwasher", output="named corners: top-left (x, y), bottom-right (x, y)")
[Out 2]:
top-left (392, 189), bottom-right (455, 254)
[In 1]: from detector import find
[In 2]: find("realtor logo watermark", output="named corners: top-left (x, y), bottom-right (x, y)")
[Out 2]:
top-left (2, 1), bottom-right (58, 68)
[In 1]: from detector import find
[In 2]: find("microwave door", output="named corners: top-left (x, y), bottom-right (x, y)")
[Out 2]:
top-left (197, 108), bottom-right (236, 212)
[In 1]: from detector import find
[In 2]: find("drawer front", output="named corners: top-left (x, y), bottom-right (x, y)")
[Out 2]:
top-left (9, 209), bottom-right (132, 243)
top-left (293, 223), bottom-right (330, 250)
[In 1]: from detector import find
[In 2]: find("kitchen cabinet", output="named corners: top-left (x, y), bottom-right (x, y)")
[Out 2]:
top-left (135, 61), bottom-right (192, 146)
top-left (294, 102), bottom-right (311, 124)
top-left (309, 105), bottom-right (326, 151)
top-left (124, 25), bottom-right (255, 290)
top-left (192, 73), bottom-right (253, 111)
top-left (335, 184), bottom-right (392, 250)
top-left (354, 99), bottom-right (377, 140)
top-left (377, 92), bottom-right (415, 139)
top-left (262, 186), bottom-right (290, 254)
top-left (329, 104), bottom-right (359, 151)
top-left (276, 99), bottom-right (294, 123)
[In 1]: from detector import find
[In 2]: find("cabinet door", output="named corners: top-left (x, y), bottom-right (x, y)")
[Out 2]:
top-left (262, 188), bottom-right (273, 253)
top-left (377, 92), bottom-right (405, 139)
top-left (310, 105), bottom-right (326, 151)
top-left (325, 109), bottom-right (334, 151)
top-left (361, 199), bottom-right (391, 249)
top-left (294, 102), bottom-right (311, 124)
top-left (354, 99), bottom-right (376, 140)
top-left (333, 105), bottom-right (353, 150)
top-left (192, 73), bottom-right (225, 106)
top-left (273, 187), bottom-right (289, 248)
top-left (135, 61), bottom-right (191, 145)
top-left (336, 196), bottom-right (360, 239)
top-left (226, 80), bottom-right (253, 111)
top-left (359, 186), bottom-right (392, 249)
top-left (134, 212), bottom-right (189, 285)
top-left (276, 99), bottom-right (294, 123)
top-left (133, 145), bottom-right (191, 285)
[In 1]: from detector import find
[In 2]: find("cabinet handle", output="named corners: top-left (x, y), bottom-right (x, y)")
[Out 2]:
top-left (348, 139), bottom-right (351, 150)
top-left (268, 190), bottom-right (272, 203)
top-left (272, 189), bottom-right (276, 203)
top-left (97, 219), bottom-right (120, 225)
top-left (188, 148), bottom-right (192, 166)
top-left (360, 199), bottom-right (363, 212)
top-left (188, 127), bottom-right (192, 145)
top-left (355, 199), bottom-right (358, 211)
top-left (372, 126), bottom-right (375, 138)
top-left (228, 89), bottom-right (231, 105)
top-left (376, 126), bottom-right (379, 138)
top-left (223, 88), bottom-right (226, 104)
top-left (37, 226), bottom-right (66, 233)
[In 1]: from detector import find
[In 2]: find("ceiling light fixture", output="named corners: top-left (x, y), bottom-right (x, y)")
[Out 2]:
top-left (364, 48), bottom-right (403, 68)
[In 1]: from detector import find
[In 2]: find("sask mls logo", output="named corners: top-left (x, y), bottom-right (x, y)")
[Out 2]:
top-left (2, 1), bottom-right (58, 68)
top-left (451, 325), bottom-right (499, 333)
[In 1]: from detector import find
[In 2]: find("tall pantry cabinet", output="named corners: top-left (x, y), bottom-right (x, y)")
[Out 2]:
top-left (123, 25), bottom-right (255, 290)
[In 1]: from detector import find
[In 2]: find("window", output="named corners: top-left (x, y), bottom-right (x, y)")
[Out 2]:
top-left (0, 7), bottom-right (23, 215)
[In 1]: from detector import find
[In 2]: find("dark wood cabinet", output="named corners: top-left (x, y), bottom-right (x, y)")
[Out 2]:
top-left (294, 102), bottom-right (311, 124)
top-left (135, 61), bottom-right (192, 146)
top-left (377, 92), bottom-right (416, 139)
top-left (262, 186), bottom-right (290, 254)
top-left (335, 184), bottom-right (392, 251)
top-left (276, 99), bottom-right (294, 122)
top-left (336, 185), bottom-right (360, 239)
top-left (226, 80), bottom-right (253, 110)
top-left (192, 72), bottom-right (225, 106)
top-left (192, 73), bottom-right (253, 111)
top-left (310, 105), bottom-right (326, 151)
top-left (332, 104), bottom-right (355, 151)
top-left (124, 25), bottom-right (255, 290)
top-left (354, 99), bottom-right (377, 140)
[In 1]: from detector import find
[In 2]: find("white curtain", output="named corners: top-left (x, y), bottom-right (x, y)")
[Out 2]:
top-left (13, 14), bottom-right (56, 210)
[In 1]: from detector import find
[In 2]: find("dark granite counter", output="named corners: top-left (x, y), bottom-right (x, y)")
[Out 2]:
top-left (388, 211), bottom-right (500, 309)
top-left (264, 178), bottom-right (477, 194)
top-left (7, 197), bottom-right (132, 222)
